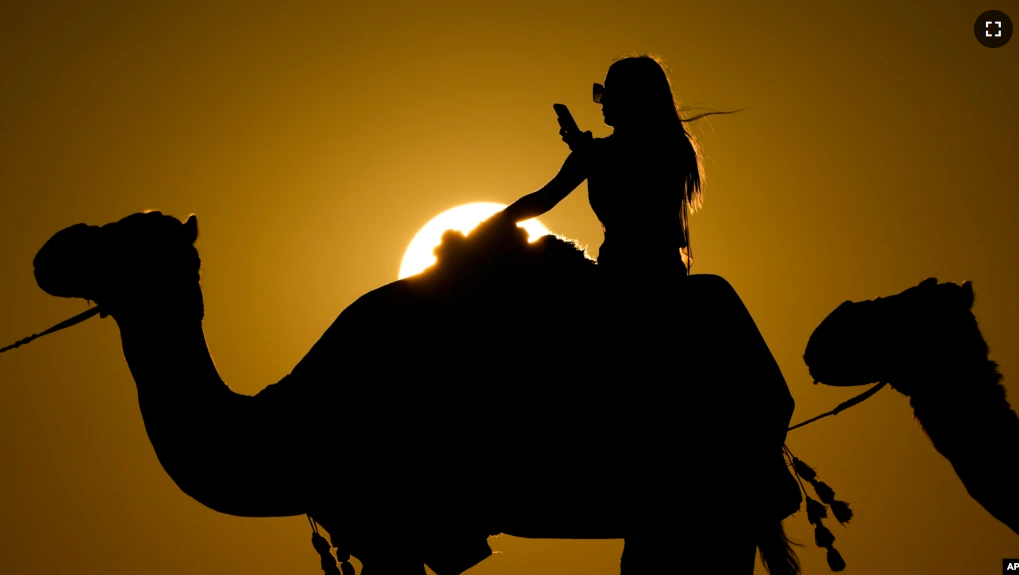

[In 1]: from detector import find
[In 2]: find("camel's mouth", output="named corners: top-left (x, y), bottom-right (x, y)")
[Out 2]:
top-left (804, 299), bottom-right (890, 387)
top-left (33, 222), bottom-right (105, 301)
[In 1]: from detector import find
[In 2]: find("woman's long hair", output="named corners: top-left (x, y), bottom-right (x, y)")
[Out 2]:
top-left (606, 53), bottom-right (742, 271)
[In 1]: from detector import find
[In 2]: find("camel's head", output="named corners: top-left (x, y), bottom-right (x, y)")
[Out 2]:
top-left (33, 211), bottom-right (201, 314)
top-left (803, 277), bottom-right (988, 396)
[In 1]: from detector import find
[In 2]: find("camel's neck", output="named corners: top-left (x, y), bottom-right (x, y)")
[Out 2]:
top-left (909, 360), bottom-right (1018, 457)
top-left (111, 283), bottom-right (305, 518)
top-left (907, 362), bottom-right (1019, 536)
top-left (114, 285), bottom-right (229, 412)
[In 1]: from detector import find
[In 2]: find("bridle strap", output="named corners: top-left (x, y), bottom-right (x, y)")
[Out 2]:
top-left (787, 381), bottom-right (888, 432)
top-left (0, 306), bottom-right (104, 355)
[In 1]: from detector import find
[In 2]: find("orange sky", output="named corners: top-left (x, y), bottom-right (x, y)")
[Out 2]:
top-left (1, 1), bottom-right (1017, 574)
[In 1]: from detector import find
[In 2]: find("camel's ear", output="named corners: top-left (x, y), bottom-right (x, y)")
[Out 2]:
top-left (960, 281), bottom-right (974, 309)
top-left (182, 214), bottom-right (199, 244)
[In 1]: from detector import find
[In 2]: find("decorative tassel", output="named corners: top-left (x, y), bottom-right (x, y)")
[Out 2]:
top-left (332, 536), bottom-right (350, 563)
top-left (785, 446), bottom-right (851, 573)
top-left (322, 557), bottom-right (342, 575)
top-left (793, 457), bottom-right (816, 481)
top-left (813, 523), bottom-right (835, 548)
top-left (313, 532), bottom-right (342, 575)
top-left (308, 516), bottom-right (343, 575)
top-left (811, 480), bottom-right (836, 504)
top-left (805, 496), bottom-right (828, 524)
top-left (312, 532), bottom-right (332, 556)
top-left (335, 537), bottom-right (354, 575)
top-left (826, 546), bottom-right (847, 571)
top-left (830, 500), bottom-right (853, 525)
top-left (325, 528), bottom-right (354, 575)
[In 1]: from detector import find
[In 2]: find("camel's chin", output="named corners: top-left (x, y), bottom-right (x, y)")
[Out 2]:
top-left (809, 366), bottom-right (882, 388)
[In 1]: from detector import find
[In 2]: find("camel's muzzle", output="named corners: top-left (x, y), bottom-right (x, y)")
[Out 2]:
top-left (804, 299), bottom-right (887, 387)
top-left (34, 223), bottom-right (103, 301)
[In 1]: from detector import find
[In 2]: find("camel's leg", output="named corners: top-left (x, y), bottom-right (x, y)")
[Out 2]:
top-left (620, 526), bottom-right (757, 575)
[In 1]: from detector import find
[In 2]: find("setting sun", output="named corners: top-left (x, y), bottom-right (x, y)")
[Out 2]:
top-left (399, 202), bottom-right (551, 279)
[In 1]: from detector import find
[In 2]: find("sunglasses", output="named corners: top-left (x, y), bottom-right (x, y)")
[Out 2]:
top-left (593, 83), bottom-right (605, 104)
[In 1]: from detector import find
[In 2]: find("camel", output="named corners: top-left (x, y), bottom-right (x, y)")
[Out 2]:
top-left (29, 210), bottom-right (805, 575)
top-left (803, 277), bottom-right (1019, 537)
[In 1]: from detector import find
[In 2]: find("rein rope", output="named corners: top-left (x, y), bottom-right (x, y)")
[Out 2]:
top-left (0, 308), bottom-right (890, 433)
top-left (0, 306), bottom-right (105, 354)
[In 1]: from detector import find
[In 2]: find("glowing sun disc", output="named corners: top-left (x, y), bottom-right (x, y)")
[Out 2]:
top-left (399, 202), bottom-right (550, 279)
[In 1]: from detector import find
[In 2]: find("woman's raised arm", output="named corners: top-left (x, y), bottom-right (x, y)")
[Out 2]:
top-left (502, 149), bottom-right (589, 223)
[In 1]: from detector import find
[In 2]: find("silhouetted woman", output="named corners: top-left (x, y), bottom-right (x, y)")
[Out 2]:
top-left (492, 55), bottom-right (802, 575)
top-left (498, 54), bottom-right (726, 290)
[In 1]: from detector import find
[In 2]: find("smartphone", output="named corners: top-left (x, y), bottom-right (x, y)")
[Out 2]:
top-left (553, 103), bottom-right (581, 134)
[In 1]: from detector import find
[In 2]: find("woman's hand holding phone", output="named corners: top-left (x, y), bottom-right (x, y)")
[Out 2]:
top-left (553, 103), bottom-right (592, 153)
top-left (559, 128), bottom-right (593, 152)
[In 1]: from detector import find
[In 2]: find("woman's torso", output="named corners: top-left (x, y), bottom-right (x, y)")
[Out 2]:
top-left (586, 134), bottom-right (687, 276)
